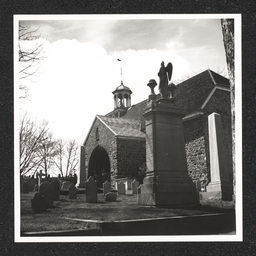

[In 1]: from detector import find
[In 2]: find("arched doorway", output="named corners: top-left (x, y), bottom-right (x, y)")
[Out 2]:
top-left (88, 146), bottom-right (111, 188)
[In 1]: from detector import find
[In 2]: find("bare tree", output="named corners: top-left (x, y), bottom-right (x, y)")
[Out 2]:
top-left (65, 140), bottom-right (79, 177)
top-left (19, 24), bottom-right (44, 99)
top-left (54, 139), bottom-right (79, 178)
top-left (54, 139), bottom-right (65, 177)
top-left (35, 133), bottom-right (58, 177)
top-left (221, 19), bottom-right (235, 201)
top-left (19, 114), bottom-right (49, 176)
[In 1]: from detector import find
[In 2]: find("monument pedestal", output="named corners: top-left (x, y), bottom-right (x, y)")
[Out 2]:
top-left (138, 98), bottom-right (199, 206)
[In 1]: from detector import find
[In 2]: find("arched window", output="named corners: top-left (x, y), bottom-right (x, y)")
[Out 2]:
top-left (95, 127), bottom-right (99, 141)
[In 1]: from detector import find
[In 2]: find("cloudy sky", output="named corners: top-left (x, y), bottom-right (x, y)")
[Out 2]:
top-left (16, 15), bottom-right (228, 144)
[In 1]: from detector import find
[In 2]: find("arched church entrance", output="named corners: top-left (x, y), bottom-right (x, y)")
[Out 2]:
top-left (88, 146), bottom-right (111, 188)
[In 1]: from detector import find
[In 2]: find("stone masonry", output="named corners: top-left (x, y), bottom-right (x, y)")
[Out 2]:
top-left (116, 138), bottom-right (145, 179)
top-left (183, 88), bottom-right (232, 190)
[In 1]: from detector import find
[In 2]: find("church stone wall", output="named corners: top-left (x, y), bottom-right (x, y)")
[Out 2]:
top-left (184, 116), bottom-right (209, 190)
top-left (116, 138), bottom-right (146, 181)
top-left (83, 118), bottom-right (117, 181)
top-left (183, 89), bottom-right (232, 190)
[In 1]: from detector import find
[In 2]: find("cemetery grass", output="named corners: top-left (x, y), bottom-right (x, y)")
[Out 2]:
top-left (20, 192), bottom-right (235, 233)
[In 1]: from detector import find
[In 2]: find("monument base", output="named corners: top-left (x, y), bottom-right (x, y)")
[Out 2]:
top-left (138, 172), bottom-right (199, 206)
top-left (206, 181), bottom-right (233, 201)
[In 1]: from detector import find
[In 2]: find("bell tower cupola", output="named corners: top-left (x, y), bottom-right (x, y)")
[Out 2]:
top-left (112, 81), bottom-right (132, 117)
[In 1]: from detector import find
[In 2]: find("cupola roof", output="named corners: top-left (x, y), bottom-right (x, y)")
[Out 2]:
top-left (112, 81), bottom-right (132, 94)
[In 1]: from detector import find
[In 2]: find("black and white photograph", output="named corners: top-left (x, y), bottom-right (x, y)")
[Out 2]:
top-left (14, 14), bottom-right (242, 242)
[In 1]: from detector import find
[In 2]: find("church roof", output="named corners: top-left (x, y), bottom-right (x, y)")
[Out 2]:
top-left (88, 69), bottom-right (230, 141)
top-left (97, 115), bottom-right (145, 139)
top-left (174, 69), bottom-right (229, 114)
top-left (109, 69), bottom-right (229, 119)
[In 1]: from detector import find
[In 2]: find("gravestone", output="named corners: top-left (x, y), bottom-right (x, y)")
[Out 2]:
top-left (39, 182), bottom-right (54, 208)
top-left (117, 182), bottom-right (125, 195)
top-left (31, 193), bottom-right (48, 213)
top-left (52, 179), bottom-right (61, 201)
top-left (78, 145), bottom-right (87, 187)
top-left (105, 192), bottom-right (117, 202)
top-left (29, 178), bottom-right (36, 192)
top-left (36, 170), bottom-right (46, 186)
top-left (85, 176), bottom-right (97, 203)
top-left (103, 180), bottom-right (111, 195)
top-left (22, 182), bottom-right (30, 194)
top-left (196, 179), bottom-right (201, 192)
top-left (114, 178), bottom-right (132, 191)
top-left (61, 181), bottom-right (72, 190)
top-left (131, 180), bottom-right (139, 194)
top-left (205, 112), bottom-right (233, 200)
top-left (33, 184), bottom-right (39, 192)
top-left (69, 183), bottom-right (77, 199)
top-left (137, 185), bottom-right (141, 200)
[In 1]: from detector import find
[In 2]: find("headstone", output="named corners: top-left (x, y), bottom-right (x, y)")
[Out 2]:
top-left (69, 183), bottom-right (77, 199)
top-left (115, 178), bottom-right (130, 191)
top-left (78, 145), bottom-right (86, 187)
top-left (196, 179), bottom-right (201, 192)
top-left (61, 181), bottom-right (72, 190)
top-left (205, 113), bottom-right (233, 200)
top-left (85, 176), bottom-right (97, 203)
top-left (131, 180), bottom-right (139, 194)
top-left (36, 170), bottom-right (46, 186)
top-left (105, 192), bottom-right (117, 202)
top-left (31, 193), bottom-right (48, 213)
top-left (73, 173), bottom-right (78, 185)
top-left (22, 182), bottom-right (30, 194)
top-left (29, 179), bottom-right (37, 192)
top-left (39, 182), bottom-right (54, 208)
top-left (103, 180), bottom-right (111, 195)
top-left (33, 184), bottom-right (39, 192)
top-left (137, 185), bottom-right (141, 200)
top-left (52, 179), bottom-right (61, 201)
top-left (117, 182), bottom-right (125, 195)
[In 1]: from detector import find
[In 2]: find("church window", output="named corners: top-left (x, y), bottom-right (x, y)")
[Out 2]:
top-left (96, 127), bottom-right (99, 141)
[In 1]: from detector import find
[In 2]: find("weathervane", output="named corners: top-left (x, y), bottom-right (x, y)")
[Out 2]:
top-left (117, 59), bottom-right (123, 84)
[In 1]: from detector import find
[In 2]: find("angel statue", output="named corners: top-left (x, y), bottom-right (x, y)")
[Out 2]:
top-left (158, 61), bottom-right (173, 98)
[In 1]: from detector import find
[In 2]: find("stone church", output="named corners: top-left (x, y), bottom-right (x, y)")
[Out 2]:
top-left (79, 69), bottom-right (232, 190)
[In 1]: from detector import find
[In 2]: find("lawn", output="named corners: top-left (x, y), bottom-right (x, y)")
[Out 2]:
top-left (20, 191), bottom-right (235, 233)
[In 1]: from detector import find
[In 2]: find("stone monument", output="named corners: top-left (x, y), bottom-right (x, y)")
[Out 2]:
top-left (85, 176), bottom-right (98, 203)
top-left (39, 182), bottom-right (54, 208)
top-left (117, 181), bottom-right (125, 195)
top-left (131, 179), bottom-right (139, 194)
top-left (204, 112), bottom-right (233, 200)
top-left (68, 183), bottom-right (77, 199)
top-left (36, 170), bottom-right (46, 186)
top-left (138, 62), bottom-right (199, 206)
top-left (103, 180), bottom-right (111, 195)
top-left (78, 145), bottom-right (86, 187)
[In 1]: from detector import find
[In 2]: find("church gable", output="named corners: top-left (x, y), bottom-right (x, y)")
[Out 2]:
top-left (174, 70), bottom-right (217, 114)
top-left (83, 117), bottom-right (117, 162)
top-left (98, 115), bottom-right (145, 139)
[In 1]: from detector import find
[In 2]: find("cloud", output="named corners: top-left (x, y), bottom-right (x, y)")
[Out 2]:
top-left (21, 38), bottom-right (190, 143)
top-left (19, 18), bottom-right (227, 143)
